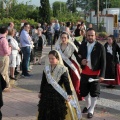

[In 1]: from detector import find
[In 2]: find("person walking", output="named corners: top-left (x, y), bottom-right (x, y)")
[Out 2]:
top-left (37, 50), bottom-right (81, 120)
top-left (55, 31), bottom-right (83, 101)
top-left (78, 28), bottom-right (106, 118)
top-left (104, 35), bottom-right (120, 88)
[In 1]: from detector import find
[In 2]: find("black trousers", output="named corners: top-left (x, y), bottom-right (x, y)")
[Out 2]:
top-left (80, 74), bottom-right (100, 97)
top-left (53, 31), bottom-right (60, 44)
top-left (0, 110), bottom-right (2, 120)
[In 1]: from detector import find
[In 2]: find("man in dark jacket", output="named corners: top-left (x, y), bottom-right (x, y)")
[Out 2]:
top-left (78, 28), bottom-right (106, 118)
top-left (0, 74), bottom-right (6, 120)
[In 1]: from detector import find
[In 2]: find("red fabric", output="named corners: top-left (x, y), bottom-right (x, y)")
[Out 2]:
top-left (82, 65), bottom-right (100, 76)
top-left (70, 59), bottom-right (84, 101)
top-left (103, 64), bottom-right (120, 85)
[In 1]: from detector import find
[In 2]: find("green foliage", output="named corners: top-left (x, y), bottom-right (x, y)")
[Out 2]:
top-left (52, 1), bottom-right (67, 17)
top-left (66, 0), bottom-right (77, 13)
top-left (51, 12), bottom-right (84, 23)
top-left (76, 0), bottom-right (120, 14)
top-left (96, 31), bottom-right (108, 40)
top-left (39, 0), bottom-right (51, 23)
top-left (109, 0), bottom-right (120, 8)
top-left (98, 32), bottom-right (107, 37)
top-left (0, 0), bottom-right (39, 21)
top-left (0, 17), bottom-right (37, 31)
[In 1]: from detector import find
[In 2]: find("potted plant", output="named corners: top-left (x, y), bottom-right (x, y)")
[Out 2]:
top-left (96, 32), bottom-right (108, 41)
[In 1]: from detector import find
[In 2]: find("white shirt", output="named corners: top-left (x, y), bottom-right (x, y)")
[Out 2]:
top-left (107, 45), bottom-right (113, 55)
top-left (7, 36), bottom-right (19, 55)
top-left (87, 41), bottom-right (96, 69)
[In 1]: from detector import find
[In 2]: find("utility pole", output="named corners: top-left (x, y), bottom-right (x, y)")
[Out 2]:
top-left (106, 0), bottom-right (108, 14)
top-left (97, 0), bottom-right (99, 31)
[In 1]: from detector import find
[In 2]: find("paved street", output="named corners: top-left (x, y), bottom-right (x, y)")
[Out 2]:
top-left (2, 45), bottom-right (120, 120)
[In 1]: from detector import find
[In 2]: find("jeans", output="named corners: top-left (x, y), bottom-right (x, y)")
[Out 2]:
top-left (47, 34), bottom-right (52, 45)
top-left (21, 46), bottom-right (31, 75)
top-left (0, 110), bottom-right (2, 120)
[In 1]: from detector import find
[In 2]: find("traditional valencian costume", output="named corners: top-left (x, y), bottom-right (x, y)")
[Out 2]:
top-left (103, 41), bottom-right (120, 86)
top-left (55, 32), bottom-right (83, 100)
top-left (37, 50), bottom-right (82, 120)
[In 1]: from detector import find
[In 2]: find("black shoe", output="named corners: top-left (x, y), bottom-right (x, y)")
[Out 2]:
top-left (14, 71), bottom-right (20, 75)
top-left (87, 113), bottom-right (93, 119)
top-left (9, 76), bottom-right (17, 80)
top-left (24, 74), bottom-right (32, 77)
top-left (82, 107), bottom-right (89, 113)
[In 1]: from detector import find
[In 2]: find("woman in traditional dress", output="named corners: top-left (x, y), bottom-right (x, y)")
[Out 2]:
top-left (104, 35), bottom-right (120, 88)
top-left (55, 32), bottom-right (83, 100)
top-left (37, 50), bottom-right (81, 120)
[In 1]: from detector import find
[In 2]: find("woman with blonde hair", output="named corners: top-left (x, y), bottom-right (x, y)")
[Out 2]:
top-left (7, 29), bottom-right (20, 80)
top-left (34, 28), bottom-right (46, 65)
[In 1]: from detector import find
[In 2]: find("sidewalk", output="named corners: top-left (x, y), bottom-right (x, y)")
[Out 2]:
top-left (1, 46), bottom-right (120, 120)
top-left (2, 86), bottom-right (120, 120)
top-left (2, 87), bottom-right (38, 120)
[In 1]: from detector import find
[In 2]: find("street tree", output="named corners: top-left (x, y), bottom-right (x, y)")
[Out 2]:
top-left (52, 1), bottom-right (67, 17)
top-left (76, 0), bottom-right (120, 14)
top-left (39, 0), bottom-right (51, 23)
top-left (66, 0), bottom-right (76, 13)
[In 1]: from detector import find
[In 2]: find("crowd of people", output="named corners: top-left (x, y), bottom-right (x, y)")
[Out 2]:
top-left (0, 20), bottom-right (120, 120)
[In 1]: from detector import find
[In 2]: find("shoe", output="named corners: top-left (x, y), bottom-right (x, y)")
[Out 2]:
top-left (24, 74), bottom-right (32, 77)
top-left (9, 76), bottom-right (17, 80)
top-left (27, 70), bottom-right (31, 72)
top-left (87, 113), bottom-right (93, 118)
top-left (14, 71), bottom-right (20, 75)
top-left (3, 87), bottom-right (11, 92)
top-left (82, 107), bottom-right (89, 113)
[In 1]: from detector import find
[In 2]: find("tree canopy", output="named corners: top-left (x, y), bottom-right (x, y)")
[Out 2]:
top-left (39, 0), bottom-right (51, 23)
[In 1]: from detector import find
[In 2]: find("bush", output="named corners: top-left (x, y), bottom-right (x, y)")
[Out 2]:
top-left (96, 32), bottom-right (108, 40)
top-left (0, 18), bottom-right (38, 31)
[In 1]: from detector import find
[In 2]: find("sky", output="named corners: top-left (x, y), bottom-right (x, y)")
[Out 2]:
top-left (17, 0), bottom-right (67, 6)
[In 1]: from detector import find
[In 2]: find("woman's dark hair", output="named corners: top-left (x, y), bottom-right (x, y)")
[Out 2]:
top-left (107, 35), bottom-right (116, 42)
top-left (66, 22), bottom-right (71, 27)
top-left (60, 31), bottom-right (69, 39)
top-left (49, 50), bottom-right (59, 60)
top-left (108, 35), bottom-right (114, 39)
top-left (0, 26), bottom-right (8, 34)
top-left (77, 24), bottom-right (81, 29)
top-left (23, 22), bottom-right (30, 27)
